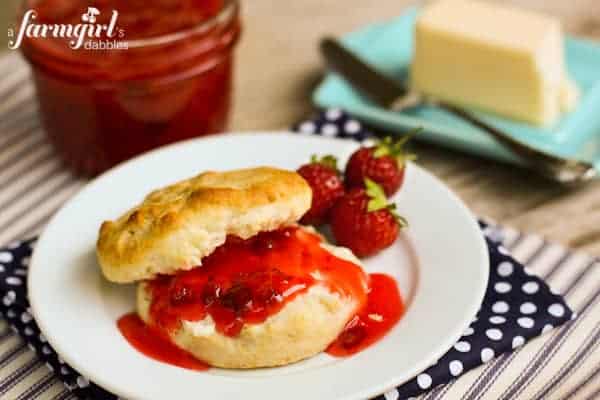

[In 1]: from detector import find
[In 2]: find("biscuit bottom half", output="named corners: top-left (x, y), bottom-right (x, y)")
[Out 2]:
top-left (137, 282), bottom-right (357, 368)
top-left (133, 226), bottom-right (370, 368)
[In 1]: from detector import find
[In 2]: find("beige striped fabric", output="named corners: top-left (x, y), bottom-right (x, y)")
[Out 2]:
top-left (0, 51), bottom-right (598, 400)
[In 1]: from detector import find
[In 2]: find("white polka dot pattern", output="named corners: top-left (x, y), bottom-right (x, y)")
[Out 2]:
top-left (325, 108), bottom-right (342, 120)
top-left (492, 301), bottom-right (510, 313)
top-left (497, 261), bottom-right (513, 277)
top-left (481, 348), bottom-right (495, 363)
top-left (417, 373), bottom-right (432, 389)
top-left (449, 360), bottom-right (464, 376)
top-left (5, 276), bottom-right (22, 286)
top-left (486, 328), bottom-right (503, 341)
top-left (518, 317), bottom-right (535, 329)
top-left (522, 281), bottom-right (539, 294)
top-left (462, 326), bottom-right (475, 336)
top-left (454, 341), bottom-right (471, 352)
top-left (344, 120), bottom-right (361, 133)
top-left (512, 336), bottom-right (525, 349)
top-left (321, 123), bottom-right (339, 136)
top-left (298, 121), bottom-right (316, 134)
top-left (520, 302), bottom-right (537, 314)
top-left (548, 303), bottom-right (565, 317)
top-left (497, 246), bottom-right (510, 255)
top-left (494, 282), bottom-right (512, 293)
top-left (0, 252), bottom-right (13, 263)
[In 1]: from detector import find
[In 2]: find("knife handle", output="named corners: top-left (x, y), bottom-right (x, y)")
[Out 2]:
top-left (428, 100), bottom-right (595, 183)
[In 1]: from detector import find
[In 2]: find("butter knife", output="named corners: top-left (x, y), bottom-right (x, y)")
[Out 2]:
top-left (320, 38), bottom-right (596, 184)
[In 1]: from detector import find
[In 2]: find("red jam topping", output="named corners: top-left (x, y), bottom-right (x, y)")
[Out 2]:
top-left (326, 273), bottom-right (404, 357)
top-left (146, 227), bottom-right (369, 337)
top-left (117, 312), bottom-right (209, 371)
top-left (117, 227), bottom-right (405, 370)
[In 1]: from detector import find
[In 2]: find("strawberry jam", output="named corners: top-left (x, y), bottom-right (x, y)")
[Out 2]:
top-left (117, 227), bottom-right (405, 370)
top-left (326, 273), bottom-right (404, 357)
top-left (145, 227), bottom-right (369, 337)
top-left (117, 313), bottom-right (209, 371)
top-left (19, 0), bottom-right (241, 175)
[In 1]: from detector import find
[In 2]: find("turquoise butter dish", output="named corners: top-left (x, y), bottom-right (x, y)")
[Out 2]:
top-left (313, 8), bottom-right (600, 171)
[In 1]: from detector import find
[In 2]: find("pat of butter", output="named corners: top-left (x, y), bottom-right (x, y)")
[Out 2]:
top-left (411, 0), bottom-right (578, 126)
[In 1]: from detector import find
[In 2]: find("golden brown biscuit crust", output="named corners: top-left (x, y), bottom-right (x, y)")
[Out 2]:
top-left (97, 167), bottom-right (311, 283)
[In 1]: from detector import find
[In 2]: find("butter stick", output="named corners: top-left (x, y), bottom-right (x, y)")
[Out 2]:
top-left (411, 0), bottom-right (578, 126)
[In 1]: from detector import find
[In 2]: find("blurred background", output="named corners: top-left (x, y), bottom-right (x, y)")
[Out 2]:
top-left (1, 0), bottom-right (600, 251)
top-left (3, 0), bottom-right (599, 129)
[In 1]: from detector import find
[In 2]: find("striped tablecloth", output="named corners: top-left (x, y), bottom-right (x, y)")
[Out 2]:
top-left (0, 51), bottom-right (598, 400)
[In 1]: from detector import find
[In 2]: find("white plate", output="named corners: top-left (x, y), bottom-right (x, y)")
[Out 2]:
top-left (29, 133), bottom-right (489, 400)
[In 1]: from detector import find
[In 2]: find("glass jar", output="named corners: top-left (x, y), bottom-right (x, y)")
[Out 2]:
top-left (19, 0), bottom-right (241, 175)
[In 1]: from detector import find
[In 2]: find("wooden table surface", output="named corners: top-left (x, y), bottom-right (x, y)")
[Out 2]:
top-left (2, 0), bottom-right (600, 254)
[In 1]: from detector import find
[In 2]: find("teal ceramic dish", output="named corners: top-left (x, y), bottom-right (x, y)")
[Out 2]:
top-left (313, 8), bottom-right (600, 170)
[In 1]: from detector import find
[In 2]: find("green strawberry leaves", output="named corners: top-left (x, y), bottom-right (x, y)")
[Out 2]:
top-left (310, 154), bottom-right (339, 171)
top-left (365, 178), bottom-right (408, 227)
top-left (372, 127), bottom-right (422, 166)
top-left (365, 178), bottom-right (387, 211)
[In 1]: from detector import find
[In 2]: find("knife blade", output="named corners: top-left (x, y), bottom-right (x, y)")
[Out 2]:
top-left (319, 37), bottom-right (414, 109)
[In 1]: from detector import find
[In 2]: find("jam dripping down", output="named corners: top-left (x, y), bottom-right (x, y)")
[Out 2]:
top-left (326, 273), bottom-right (404, 356)
top-left (117, 227), bottom-right (404, 370)
top-left (117, 313), bottom-right (209, 371)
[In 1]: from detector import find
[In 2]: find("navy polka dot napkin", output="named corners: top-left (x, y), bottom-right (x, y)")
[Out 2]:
top-left (0, 109), bottom-right (573, 399)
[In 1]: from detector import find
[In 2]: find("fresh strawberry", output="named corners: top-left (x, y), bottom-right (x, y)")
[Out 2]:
top-left (345, 132), bottom-right (418, 197)
top-left (330, 179), bottom-right (407, 257)
top-left (297, 155), bottom-right (345, 225)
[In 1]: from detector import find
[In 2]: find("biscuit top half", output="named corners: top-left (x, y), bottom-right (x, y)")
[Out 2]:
top-left (96, 167), bottom-right (312, 283)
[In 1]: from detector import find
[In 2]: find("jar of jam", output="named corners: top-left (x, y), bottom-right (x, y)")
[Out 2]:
top-left (18, 0), bottom-right (241, 175)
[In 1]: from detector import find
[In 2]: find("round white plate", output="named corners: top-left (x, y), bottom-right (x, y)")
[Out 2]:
top-left (29, 133), bottom-right (488, 400)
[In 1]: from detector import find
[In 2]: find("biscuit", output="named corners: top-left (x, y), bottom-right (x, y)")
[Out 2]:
top-left (97, 167), bottom-right (311, 283)
top-left (137, 244), bottom-right (365, 368)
